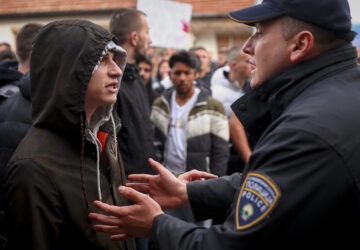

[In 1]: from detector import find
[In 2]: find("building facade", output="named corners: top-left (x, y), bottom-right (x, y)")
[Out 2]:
top-left (0, 0), bottom-right (255, 58)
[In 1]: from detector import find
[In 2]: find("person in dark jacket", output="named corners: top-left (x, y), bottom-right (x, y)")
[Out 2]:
top-left (0, 49), bottom-right (16, 62)
top-left (190, 46), bottom-right (216, 92)
top-left (0, 74), bottom-right (31, 250)
top-left (137, 56), bottom-right (159, 108)
top-left (2, 19), bottom-right (136, 250)
top-left (0, 60), bottom-right (21, 104)
top-left (0, 23), bottom-right (43, 250)
top-left (89, 0), bottom-right (360, 249)
top-left (0, 23), bottom-right (42, 104)
top-left (0, 23), bottom-right (43, 176)
top-left (109, 8), bottom-right (157, 177)
top-left (0, 72), bottom-right (31, 178)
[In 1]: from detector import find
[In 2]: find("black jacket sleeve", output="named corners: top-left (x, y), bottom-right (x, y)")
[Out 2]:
top-left (187, 174), bottom-right (242, 221)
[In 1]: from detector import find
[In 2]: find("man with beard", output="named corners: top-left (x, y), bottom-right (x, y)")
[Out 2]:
top-left (109, 9), bottom-right (157, 250)
top-left (109, 8), bottom-right (157, 177)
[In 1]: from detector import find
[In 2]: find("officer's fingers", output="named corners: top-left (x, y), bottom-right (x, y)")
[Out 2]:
top-left (178, 170), bottom-right (216, 183)
top-left (188, 170), bottom-right (218, 180)
top-left (148, 158), bottom-right (172, 178)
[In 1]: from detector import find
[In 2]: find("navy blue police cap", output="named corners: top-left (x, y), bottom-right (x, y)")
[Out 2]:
top-left (229, 0), bottom-right (356, 42)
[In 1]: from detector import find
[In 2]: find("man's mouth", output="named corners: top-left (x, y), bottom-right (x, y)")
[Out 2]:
top-left (106, 82), bottom-right (119, 93)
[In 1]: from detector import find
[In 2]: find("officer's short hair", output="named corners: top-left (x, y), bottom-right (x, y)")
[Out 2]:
top-left (280, 16), bottom-right (346, 52)
top-left (110, 8), bottom-right (146, 46)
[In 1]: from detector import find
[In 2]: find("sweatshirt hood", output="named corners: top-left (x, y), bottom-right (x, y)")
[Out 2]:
top-left (30, 19), bottom-right (127, 143)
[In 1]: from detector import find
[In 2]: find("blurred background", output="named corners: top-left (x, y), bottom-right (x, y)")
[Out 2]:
top-left (0, 0), bottom-right (359, 69)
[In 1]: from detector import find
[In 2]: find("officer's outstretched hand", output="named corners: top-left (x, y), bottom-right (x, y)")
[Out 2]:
top-left (89, 186), bottom-right (162, 239)
top-left (126, 158), bottom-right (190, 209)
top-left (178, 169), bottom-right (218, 183)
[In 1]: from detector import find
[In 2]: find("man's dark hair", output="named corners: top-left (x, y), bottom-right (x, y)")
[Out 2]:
top-left (280, 16), bottom-right (347, 53)
top-left (169, 50), bottom-right (201, 72)
top-left (0, 48), bottom-right (16, 62)
top-left (137, 55), bottom-right (152, 70)
top-left (16, 23), bottom-right (43, 64)
top-left (109, 8), bottom-right (146, 45)
top-left (0, 42), bottom-right (11, 50)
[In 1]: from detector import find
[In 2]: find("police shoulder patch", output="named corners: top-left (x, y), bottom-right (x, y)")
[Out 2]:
top-left (236, 172), bottom-right (281, 230)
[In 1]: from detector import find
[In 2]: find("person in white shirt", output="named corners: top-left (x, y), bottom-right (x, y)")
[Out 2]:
top-left (149, 50), bottom-right (229, 222)
top-left (211, 46), bottom-right (253, 174)
top-left (211, 46), bottom-right (253, 118)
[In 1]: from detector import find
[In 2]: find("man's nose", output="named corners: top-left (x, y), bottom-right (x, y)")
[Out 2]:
top-left (110, 64), bottom-right (122, 78)
top-left (179, 72), bottom-right (187, 80)
top-left (242, 36), bottom-right (254, 56)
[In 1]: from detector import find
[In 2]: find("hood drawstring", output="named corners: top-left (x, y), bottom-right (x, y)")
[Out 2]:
top-left (80, 113), bottom-right (89, 209)
top-left (78, 40), bottom-right (126, 208)
top-left (87, 112), bottom-right (118, 202)
top-left (88, 128), bottom-right (102, 202)
top-left (110, 113), bottom-right (118, 162)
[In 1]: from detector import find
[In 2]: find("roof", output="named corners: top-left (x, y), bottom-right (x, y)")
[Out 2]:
top-left (0, 0), bottom-right (255, 16)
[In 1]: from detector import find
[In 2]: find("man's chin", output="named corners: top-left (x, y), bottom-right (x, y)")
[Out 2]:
top-left (250, 78), bottom-right (261, 89)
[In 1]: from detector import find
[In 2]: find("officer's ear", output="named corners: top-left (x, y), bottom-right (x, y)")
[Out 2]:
top-left (288, 31), bottom-right (317, 63)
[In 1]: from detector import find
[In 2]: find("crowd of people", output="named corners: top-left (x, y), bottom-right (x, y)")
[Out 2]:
top-left (1, 0), bottom-right (360, 249)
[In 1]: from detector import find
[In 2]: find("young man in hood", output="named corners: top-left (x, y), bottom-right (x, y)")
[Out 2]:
top-left (89, 0), bottom-right (360, 249)
top-left (2, 20), bottom-right (136, 250)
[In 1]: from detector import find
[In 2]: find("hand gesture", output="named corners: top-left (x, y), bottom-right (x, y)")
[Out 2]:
top-left (126, 158), bottom-right (189, 209)
top-left (178, 169), bottom-right (218, 183)
top-left (89, 186), bottom-right (162, 239)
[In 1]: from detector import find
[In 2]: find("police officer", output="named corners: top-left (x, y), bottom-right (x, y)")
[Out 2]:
top-left (89, 0), bottom-right (360, 249)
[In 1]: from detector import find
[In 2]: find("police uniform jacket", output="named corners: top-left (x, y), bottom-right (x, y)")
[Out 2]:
top-left (151, 44), bottom-right (360, 249)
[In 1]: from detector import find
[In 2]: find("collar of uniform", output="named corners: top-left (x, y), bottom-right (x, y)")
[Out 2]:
top-left (231, 43), bottom-right (357, 143)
